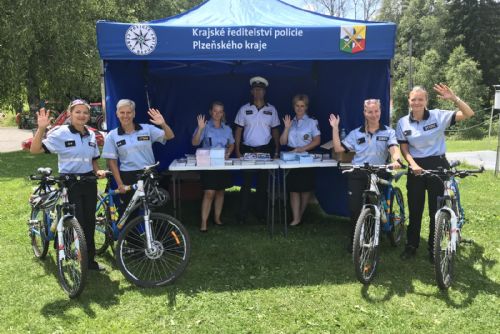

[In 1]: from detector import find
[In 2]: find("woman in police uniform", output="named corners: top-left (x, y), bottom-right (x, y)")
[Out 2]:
top-left (280, 94), bottom-right (321, 226)
top-left (396, 84), bottom-right (474, 261)
top-left (102, 99), bottom-right (175, 216)
top-left (192, 101), bottom-right (235, 232)
top-left (31, 99), bottom-right (106, 270)
top-left (329, 99), bottom-right (401, 250)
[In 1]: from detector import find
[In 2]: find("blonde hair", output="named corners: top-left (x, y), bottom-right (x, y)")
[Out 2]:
top-left (210, 101), bottom-right (226, 123)
top-left (410, 86), bottom-right (428, 100)
top-left (292, 94), bottom-right (309, 107)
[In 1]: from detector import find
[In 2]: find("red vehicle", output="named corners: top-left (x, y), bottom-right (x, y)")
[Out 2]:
top-left (21, 110), bottom-right (105, 151)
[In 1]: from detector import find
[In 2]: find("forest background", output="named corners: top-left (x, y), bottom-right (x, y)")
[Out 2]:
top-left (1, 0), bottom-right (498, 138)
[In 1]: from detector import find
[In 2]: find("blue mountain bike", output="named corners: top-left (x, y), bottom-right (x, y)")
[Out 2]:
top-left (340, 163), bottom-right (406, 284)
top-left (94, 163), bottom-right (191, 287)
top-left (420, 161), bottom-right (484, 289)
top-left (28, 168), bottom-right (91, 298)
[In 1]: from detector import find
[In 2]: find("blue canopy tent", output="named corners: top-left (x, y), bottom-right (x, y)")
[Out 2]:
top-left (96, 0), bottom-right (396, 216)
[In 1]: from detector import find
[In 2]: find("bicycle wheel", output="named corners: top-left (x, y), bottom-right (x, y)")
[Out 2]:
top-left (57, 218), bottom-right (88, 298)
top-left (95, 194), bottom-right (113, 255)
top-left (434, 211), bottom-right (454, 290)
top-left (389, 187), bottom-right (406, 247)
top-left (353, 207), bottom-right (380, 284)
top-left (30, 208), bottom-right (50, 259)
top-left (115, 213), bottom-right (191, 287)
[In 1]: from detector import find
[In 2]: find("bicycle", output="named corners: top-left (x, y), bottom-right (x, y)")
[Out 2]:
top-left (94, 163), bottom-right (191, 287)
top-left (419, 161), bottom-right (484, 290)
top-left (28, 167), bottom-right (90, 298)
top-left (339, 163), bottom-right (406, 284)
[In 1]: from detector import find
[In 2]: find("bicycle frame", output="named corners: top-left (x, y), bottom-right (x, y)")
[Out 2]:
top-left (98, 166), bottom-right (159, 251)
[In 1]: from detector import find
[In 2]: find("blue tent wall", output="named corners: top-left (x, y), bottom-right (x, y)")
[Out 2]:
top-left (97, 0), bottom-right (396, 216)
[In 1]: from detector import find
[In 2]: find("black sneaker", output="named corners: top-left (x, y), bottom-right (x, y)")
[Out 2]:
top-left (88, 261), bottom-right (106, 271)
top-left (400, 246), bottom-right (417, 260)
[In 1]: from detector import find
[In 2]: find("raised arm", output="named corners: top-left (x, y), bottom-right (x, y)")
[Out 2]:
top-left (30, 108), bottom-right (51, 154)
top-left (192, 115), bottom-right (206, 146)
top-left (148, 108), bottom-right (175, 140)
top-left (433, 83), bottom-right (474, 122)
top-left (328, 114), bottom-right (345, 154)
top-left (280, 114), bottom-right (292, 145)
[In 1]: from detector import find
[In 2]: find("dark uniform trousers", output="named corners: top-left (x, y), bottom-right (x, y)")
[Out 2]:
top-left (347, 170), bottom-right (390, 242)
top-left (406, 155), bottom-right (449, 251)
top-left (67, 178), bottom-right (98, 263)
top-left (239, 142), bottom-right (274, 221)
top-left (118, 170), bottom-right (142, 222)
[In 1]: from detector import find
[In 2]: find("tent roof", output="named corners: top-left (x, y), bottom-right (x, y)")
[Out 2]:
top-left (152, 0), bottom-right (370, 26)
top-left (96, 0), bottom-right (396, 61)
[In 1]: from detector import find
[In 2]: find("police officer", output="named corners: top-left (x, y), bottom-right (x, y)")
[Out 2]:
top-left (234, 76), bottom-right (280, 223)
top-left (102, 99), bottom-right (175, 216)
top-left (31, 99), bottom-right (106, 270)
top-left (192, 101), bottom-right (235, 232)
top-left (396, 84), bottom-right (474, 261)
top-left (329, 99), bottom-right (401, 251)
top-left (280, 94), bottom-right (321, 226)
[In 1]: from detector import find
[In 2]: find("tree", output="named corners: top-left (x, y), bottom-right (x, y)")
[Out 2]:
top-left (0, 0), bottom-right (199, 111)
top-left (304, 0), bottom-right (381, 19)
top-left (444, 0), bottom-right (500, 89)
top-left (443, 46), bottom-right (487, 138)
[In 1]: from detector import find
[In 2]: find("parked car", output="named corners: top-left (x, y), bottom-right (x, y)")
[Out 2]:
top-left (21, 110), bottom-right (104, 151)
top-left (89, 102), bottom-right (106, 131)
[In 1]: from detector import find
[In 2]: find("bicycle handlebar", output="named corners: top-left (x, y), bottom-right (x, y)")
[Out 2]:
top-left (418, 166), bottom-right (485, 178)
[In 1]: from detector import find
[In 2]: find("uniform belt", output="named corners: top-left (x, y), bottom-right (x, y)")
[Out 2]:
top-left (60, 171), bottom-right (94, 177)
top-left (242, 142), bottom-right (272, 152)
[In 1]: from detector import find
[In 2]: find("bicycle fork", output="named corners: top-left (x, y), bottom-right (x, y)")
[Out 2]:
top-left (435, 207), bottom-right (459, 252)
top-left (362, 204), bottom-right (381, 247)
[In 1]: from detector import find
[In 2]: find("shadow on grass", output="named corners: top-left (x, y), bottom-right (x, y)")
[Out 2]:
top-left (359, 238), bottom-right (500, 308)
top-left (32, 249), bottom-right (122, 319)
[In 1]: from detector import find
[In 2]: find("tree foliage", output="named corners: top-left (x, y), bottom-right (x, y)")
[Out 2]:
top-left (0, 0), bottom-right (199, 111)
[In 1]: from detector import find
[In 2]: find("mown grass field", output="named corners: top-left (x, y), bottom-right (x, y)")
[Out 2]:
top-left (0, 151), bottom-right (498, 333)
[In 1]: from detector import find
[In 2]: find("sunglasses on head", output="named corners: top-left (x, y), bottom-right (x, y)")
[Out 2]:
top-left (364, 99), bottom-right (380, 106)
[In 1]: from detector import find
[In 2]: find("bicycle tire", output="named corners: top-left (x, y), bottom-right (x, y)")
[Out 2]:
top-left (95, 194), bottom-right (113, 255)
top-left (389, 187), bottom-right (406, 247)
top-left (353, 207), bottom-right (380, 284)
top-left (115, 213), bottom-right (191, 287)
top-left (30, 208), bottom-right (50, 259)
top-left (434, 211), bottom-right (454, 290)
top-left (57, 217), bottom-right (88, 298)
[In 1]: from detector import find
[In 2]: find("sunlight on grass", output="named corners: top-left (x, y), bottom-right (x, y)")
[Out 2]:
top-left (0, 151), bottom-right (498, 333)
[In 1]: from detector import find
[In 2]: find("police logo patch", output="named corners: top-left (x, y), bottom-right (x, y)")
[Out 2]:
top-left (88, 142), bottom-right (96, 147)
top-left (245, 110), bottom-right (253, 115)
top-left (423, 123), bottom-right (438, 131)
top-left (137, 135), bottom-right (150, 141)
top-left (263, 110), bottom-right (272, 115)
top-left (117, 140), bottom-right (126, 147)
top-left (64, 140), bottom-right (76, 147)
top-left (376, 136), bottom-right (389, 141)
top-left (303, 134), bottom-right (310, 140)
top-left (357, 137), bottom-right (366, 144)
top-left (403, 130), bottom-right (412, 136)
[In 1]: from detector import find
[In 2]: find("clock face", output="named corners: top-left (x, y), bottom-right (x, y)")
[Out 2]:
top-left (125, 24), bottom-right (157, 55)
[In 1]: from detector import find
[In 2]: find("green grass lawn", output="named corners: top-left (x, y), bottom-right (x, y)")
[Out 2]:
top-left (0, 151), bottom-right (499, 333)
top-left (446, 137), bottom-right (497, 152)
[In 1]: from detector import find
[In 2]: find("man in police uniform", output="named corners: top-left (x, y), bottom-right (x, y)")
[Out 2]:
top-left (234, 76), bottom-right (280, 223)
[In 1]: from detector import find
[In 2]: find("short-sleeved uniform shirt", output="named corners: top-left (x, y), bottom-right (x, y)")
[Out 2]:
top-left (287, 114), bottom-right (321, 148)
top-left (234, 102), bottom-right (280, 147)
top-left (396, 109), bottom-right (456, 158)
top-left (192, 120), bottom-right (235, 148)
top-left (102, 123), bottom-right (166, 171)
top-left (342, 124), bottom-right (398, 165)
top-left (42, 125), bottom-right (100, 174)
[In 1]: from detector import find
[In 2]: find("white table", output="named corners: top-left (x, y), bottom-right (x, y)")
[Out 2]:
top-left (278, 159), bottom-right (338, 236)
top-left (168, 160), bottom-right (280, 236)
